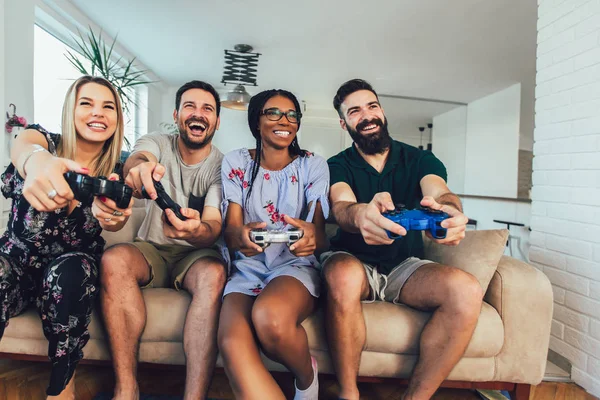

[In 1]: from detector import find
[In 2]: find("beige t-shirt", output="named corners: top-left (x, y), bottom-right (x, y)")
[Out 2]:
top-left (133, 132), bottom-right (223, 247)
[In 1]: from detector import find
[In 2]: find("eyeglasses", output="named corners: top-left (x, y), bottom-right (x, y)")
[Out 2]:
top-left (259, 108), bottom-right (302, 124)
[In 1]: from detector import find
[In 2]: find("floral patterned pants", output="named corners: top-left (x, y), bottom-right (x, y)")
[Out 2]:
top-left (0, 252), bottom-right (99, 396)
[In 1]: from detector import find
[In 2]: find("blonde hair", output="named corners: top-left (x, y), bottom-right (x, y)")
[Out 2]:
top-left (58, 75), bottom-right (125, 177)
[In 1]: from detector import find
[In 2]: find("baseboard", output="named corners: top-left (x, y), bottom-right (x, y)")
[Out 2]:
top-left (547, 349), bottom-right (571, 375)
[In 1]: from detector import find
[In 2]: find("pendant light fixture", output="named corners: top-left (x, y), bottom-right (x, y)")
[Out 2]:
top-left (221, 44), bottom-right (261, 110)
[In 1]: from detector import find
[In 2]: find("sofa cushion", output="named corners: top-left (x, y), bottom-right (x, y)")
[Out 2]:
top-left (303, 301), bottom-right (504, 358)
top-left (5, 288), bottom-right (503, 359)
top-left (423, 229), bottom-right (509, 292)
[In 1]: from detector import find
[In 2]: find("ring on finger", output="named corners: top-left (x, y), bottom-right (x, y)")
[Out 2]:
top-left (104, 217), bottom-right (112, 222)
top-left (112, 210), bottom-right (123, 216)
top-left (47, 189), bottom-right (58, 200)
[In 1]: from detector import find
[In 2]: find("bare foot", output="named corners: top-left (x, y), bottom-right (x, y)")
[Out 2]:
top-left (47, 372), bottom-right (75, 400)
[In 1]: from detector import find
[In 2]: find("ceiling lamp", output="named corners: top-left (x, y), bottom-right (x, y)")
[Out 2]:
top-left (221, 44), bottom-right (260, 110)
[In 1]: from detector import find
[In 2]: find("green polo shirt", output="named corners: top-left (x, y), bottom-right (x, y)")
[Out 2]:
top-left (327, 140), bottom-right (447, 275)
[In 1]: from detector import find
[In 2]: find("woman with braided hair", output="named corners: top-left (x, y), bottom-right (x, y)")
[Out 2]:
top-left (218, 89), bottom-right (329, 400)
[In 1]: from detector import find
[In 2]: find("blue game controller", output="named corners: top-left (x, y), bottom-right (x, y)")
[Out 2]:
top-left (382, 207), bottom-right (449, 239)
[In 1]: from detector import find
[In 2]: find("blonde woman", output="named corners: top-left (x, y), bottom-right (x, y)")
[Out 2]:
top-left (0, 75), bottom-right (133, 399)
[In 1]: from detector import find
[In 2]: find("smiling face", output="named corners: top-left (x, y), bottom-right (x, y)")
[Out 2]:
top-left (174, 88), bottom-right (220, 150)
top-left (258, 95), bottom-right (299, 150)
top-left (74, 82), bottom-right (118, 144)
top-left (339, 89), bottom-right (391, 155)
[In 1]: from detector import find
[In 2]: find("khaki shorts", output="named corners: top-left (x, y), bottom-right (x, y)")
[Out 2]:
top-left (131, 239), bottom-right (223, 290)
top-left (320, 251), bottom-right (433, 303)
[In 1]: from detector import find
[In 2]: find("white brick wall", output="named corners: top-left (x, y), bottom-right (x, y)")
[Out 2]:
top-left (534, 0), bottom-right (600, 396)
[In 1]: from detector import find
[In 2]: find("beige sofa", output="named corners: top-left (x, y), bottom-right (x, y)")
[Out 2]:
top-left (0, 202), bottom-right (553, 400)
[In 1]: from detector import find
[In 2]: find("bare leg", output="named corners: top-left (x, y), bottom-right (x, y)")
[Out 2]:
top-left (252, 276), bottom-right (316, 389)
top-left (99, 244), bottom-right (151, 400)
top-left (181, 257), bottom-right (226, 400)
top-left (322, 254), bottom-right (371, 400)
top-left (218, 293), bottom-right (285, 399)
top-left (399, 264), bottom-right (483, 400)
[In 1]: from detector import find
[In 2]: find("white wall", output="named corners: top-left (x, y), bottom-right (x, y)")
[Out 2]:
top-left (532, 0), bottom-right (600, 396)
top-left (464, 83), bottom-right (520, 198)
top-left (432, 106), bottom-right (467, 194)
top-left (213, 108), bottom-right (256, 155)
top-left (300, 114), bottom-right (347, 160)
top-left (4, 0), bottom-right (35, 126)
top-left (2, 0), bottom-right (35, 227)
top-left (431, 85), bottom-right (522, 199)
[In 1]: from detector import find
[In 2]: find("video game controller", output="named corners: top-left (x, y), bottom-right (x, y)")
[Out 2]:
top-left (64, 172), bottom-right (133, 209)
top-left (249, 228), bottom-right (304, 247)
top-left (141, 180), bottom-right (187, 226)
top-left (382, 207), bottom-right (449, 239)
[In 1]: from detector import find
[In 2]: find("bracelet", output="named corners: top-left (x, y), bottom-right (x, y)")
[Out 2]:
top-left (19, 145), bottom-right (48, 176)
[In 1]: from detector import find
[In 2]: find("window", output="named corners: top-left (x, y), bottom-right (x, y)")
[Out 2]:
top-left (34, 25), bottom-right (144, 149)
top-left (34, 25), bottom-right (91, 134)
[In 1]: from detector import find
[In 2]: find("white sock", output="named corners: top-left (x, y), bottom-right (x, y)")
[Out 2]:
top-left (293, 356), bottom-right (319, 400)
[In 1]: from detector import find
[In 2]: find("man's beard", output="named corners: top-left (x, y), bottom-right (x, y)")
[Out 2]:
top-left (177, 116), bottom-right (215, 150)
top-left (347, 117), bottom-right (392, 155)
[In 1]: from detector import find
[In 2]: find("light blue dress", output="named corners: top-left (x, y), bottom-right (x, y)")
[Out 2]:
top-left (221, 148), bottom-right (330, 297)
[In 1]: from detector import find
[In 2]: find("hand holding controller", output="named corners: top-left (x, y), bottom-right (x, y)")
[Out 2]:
top-left (140, 180), bottom-right (187, 226)
top-left (64, 172), bottom-right (133, 209)
top-left (249, 228), bottom-right (304, 248)
top-left (382, 207), bottom-right (449, 239)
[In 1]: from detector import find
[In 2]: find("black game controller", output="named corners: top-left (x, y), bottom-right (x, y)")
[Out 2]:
top-left (141, 180), bottom-right (187, 226)
top-left (64, 172), bottom-right (132, 209)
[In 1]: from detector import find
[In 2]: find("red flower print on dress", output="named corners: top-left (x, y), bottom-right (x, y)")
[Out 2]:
top-left (307, 182), bottom-right (313, 190)
top-left (264, 201), bottom-right (275, 214)
top-left (291, 175), bottom-right (298, 184)
top-left (228, 168), bottom-right (245, 180)
top-left (250, 284), bottom-right (263, 294)
top-left (264, 173), bottom-right (270, 180)
top-left (271, 212), bottom-right (280, 224)
top-left (305, 151), bottom-right (314, 157)
top-left (242, 181), bottom-right (249, 188)
top-left (263, 201), bottom-right (288, 226)
top-left (271, 212), bottom-right (288, 225)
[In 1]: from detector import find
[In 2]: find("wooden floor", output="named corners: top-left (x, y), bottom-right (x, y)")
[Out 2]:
top-left (0, 359), bottom-right (597, 400)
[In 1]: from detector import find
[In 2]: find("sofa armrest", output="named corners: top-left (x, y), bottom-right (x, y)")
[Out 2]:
top-left (484, 255), bottom-right (553, 384)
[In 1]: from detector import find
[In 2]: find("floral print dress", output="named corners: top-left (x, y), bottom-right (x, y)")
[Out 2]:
top-left (0, 125), bottom-right (104, 396)
top-left (221, 148), bottom-right (330, 298)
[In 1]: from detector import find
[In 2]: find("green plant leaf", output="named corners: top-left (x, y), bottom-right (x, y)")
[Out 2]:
top-left (64, 50), bottom-right (88, 75)
top-left (64, 26), bottom-right (154, 120)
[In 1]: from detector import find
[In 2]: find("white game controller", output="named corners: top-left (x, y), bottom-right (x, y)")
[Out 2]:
top-left (249, 228), bottom-right (304, 247)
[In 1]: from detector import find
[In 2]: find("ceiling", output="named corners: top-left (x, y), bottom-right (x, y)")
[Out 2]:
top-left (68, 0), bottom-right (537, 111)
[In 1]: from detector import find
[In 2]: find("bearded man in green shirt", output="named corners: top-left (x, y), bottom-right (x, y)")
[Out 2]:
top-left (322, 79), bottom-right (479, 400)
